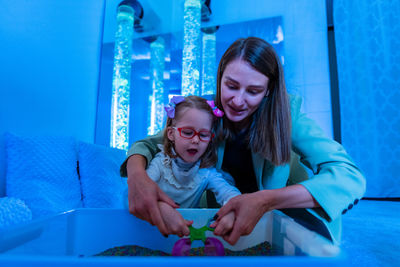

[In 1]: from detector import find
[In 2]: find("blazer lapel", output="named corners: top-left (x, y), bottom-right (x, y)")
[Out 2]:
top-left (216, 142), bottom-right (226, 170)
top-left (252, 152), bottom-right (265, 189)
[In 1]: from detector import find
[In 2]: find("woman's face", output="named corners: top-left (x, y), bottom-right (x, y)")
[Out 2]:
top-left (220, 59), bottom-right (269, 129)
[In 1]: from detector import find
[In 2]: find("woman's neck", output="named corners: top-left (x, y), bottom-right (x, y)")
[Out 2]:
top-left (233, 118), bottom-right (251, 134)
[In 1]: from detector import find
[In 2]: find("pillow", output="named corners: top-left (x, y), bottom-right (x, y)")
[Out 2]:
top-left (78, 142), bottom-right (127, 208)
top-left (5, 133), bottom-right (82, 218)
top-left (0, 197), bottom-right (32, 230)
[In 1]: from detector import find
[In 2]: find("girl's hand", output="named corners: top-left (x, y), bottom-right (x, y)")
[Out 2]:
top-left (158, 202), bottom-right (193, 237)
top-left (211, 192), bottom-right (271, 245)
top-left (127, 155), bottom-right (179, 236)
top-left (209, 211), bottom-right (235, 236)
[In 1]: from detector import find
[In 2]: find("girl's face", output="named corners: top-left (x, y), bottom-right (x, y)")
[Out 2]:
top-left (167, 107), bottom-right (213, 163)
top-left (220, 59), bottom-right (269, 129)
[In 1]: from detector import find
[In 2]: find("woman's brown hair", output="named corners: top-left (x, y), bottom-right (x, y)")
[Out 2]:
top-left (163, 95), bottom-right (217, 168)
top-left (215, 37), bottom-right (291, 165)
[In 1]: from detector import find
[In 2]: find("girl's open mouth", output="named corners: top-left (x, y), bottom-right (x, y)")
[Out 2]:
top-left (187, 149), bottom-right (198, 155)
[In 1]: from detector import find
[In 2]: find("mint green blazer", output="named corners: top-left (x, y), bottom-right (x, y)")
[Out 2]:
top-left (123, 95), bottom-right (366, 245)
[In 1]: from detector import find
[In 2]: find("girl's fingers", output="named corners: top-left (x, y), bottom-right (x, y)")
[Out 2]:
top-left (185, 219), bottom-right (194, 226)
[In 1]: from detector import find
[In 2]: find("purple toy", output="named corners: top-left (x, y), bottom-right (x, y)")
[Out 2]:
top-left (204, 237), bottom-right (225, 256)
top-left (171, 238), bottom-right (192, 256)
top-left (172, 218), bottom-right (225, 256)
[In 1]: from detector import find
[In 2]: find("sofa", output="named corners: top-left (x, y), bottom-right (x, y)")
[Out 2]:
top-left (0, 132), bottom-right (127, 229)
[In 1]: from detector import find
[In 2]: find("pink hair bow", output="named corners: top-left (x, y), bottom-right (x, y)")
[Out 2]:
top-left (164, 96), bottom-right (185, 118)
top-left (207, 100), bottom-right (224, 117)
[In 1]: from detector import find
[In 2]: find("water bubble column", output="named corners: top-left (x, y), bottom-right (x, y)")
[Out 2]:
top-left (110, 4), bottom-right (134, 150)
top-left (201, 31), bottom-right (216, 96)
top-left (181, 0), bottom-right (201, 96)
top-left (147, 37), bottom-right (166, 135)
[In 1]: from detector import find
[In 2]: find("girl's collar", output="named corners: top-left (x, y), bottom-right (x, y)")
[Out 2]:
top-left (174, 156), bottom-right (197, 171)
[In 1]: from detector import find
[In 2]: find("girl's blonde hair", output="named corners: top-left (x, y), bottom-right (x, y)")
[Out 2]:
top-left (163, 95), bottom-right (217, 168)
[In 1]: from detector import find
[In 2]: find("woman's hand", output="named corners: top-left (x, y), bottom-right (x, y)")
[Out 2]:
top-left (158, 202), bottom-right (193, 237)
top-left (127, 155), bottom-right (179, 236)
top-left (211, 185), bottom-right (320, 245)
top-left (211, 191), bottom-right (271, 245)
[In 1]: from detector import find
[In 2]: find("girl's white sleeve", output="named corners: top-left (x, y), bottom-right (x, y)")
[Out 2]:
top-left (145, 154), bottom-right (163, 183)
top-left (205, 168), bottom-right (241, 206)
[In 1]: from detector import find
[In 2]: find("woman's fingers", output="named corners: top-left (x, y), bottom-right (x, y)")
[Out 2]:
top-left (212, 211), bottom-right (235, 236)
top-left (214, 195), bottom-right (240, 221)
top-left (224, 228), bottom-right (242, 245)
top-left (158, 189), bottom-right (180, 209)
top-left (129, 178), bottom-right (173, 234)
top-left (211, 197), bottom-right (241, 234)
top-left (218, 192), bottom-right (269, 245)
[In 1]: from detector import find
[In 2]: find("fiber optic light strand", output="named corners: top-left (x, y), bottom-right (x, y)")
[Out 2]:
top-left (182, 0), bottom-right (201, 96)
top-left (147, 37), bottom-right (166, 135)
top-left (110, 5), bottom-right (134, 150)
top-left (201, 32), bottom-right (216, 96)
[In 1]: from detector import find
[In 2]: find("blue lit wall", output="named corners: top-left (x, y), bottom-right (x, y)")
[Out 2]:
top-left (334, 0), bottom-right (400, 197)
top-left (0, 0), bottom-right (105, 196)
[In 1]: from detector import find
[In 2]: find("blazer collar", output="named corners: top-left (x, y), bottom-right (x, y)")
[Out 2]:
top-left (252, 152), bottom-right (265, 188)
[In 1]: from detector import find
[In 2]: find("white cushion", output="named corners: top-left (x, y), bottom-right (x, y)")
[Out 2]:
top-left (78, 142), bottom-right (127, 208)
top-left (5, 133), bottom-right (82, 218)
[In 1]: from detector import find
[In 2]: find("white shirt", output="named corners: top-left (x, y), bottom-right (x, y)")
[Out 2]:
top-left (146, 152), bottom-right (241, 208)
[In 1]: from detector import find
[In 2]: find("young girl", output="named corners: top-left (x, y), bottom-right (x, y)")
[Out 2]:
top-left (148, 95), bottom-right (240, 237)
